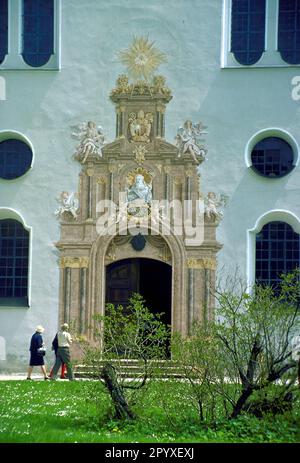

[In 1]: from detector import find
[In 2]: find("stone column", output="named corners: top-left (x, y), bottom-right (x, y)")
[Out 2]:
top-left (120, 105), bottom-right (126, 138)
top-left (116, 109), bottom-right (120, 138)
top-left (187, 267), bottom-right (194, 334)
top-left (156, 110), bottom-right (161, 137)
top-left (60, 257), bottom-right (89, 333)
top-left (157, 104), bottom-right (166, 138)
top-left (187, 257), bottom-right (217, 326)
top-left (164, 165), bottom-right (171, 200)
top-left (173, 177), bottom-right (183, 201)
top-left (79, 267), bottom-right (87, 334)
top-left (97, 176), bottom-right (107, 202)
top-left (86, 168), bottom-right (94, 220)
top-left (63, 267), bottom-right (71, 324)
top-left (108, 163), bottom-right (117, 202)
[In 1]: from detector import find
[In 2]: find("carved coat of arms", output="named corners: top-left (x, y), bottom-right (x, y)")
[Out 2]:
top-left (128, 110), bottom-right (153, 143)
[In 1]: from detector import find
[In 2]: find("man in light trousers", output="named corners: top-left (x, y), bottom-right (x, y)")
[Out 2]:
top-left (51, 323), bottom-right (74, 381)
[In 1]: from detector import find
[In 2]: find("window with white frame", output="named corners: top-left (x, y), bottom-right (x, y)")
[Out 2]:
top-left (278, 0), bottom-right (300, 65)
top-left (0, 0), bottom-right (8, 65)
top-left (255, 221), bottom-right (300, 289)
top-left (0, 0), bottom-right (60, 70)
top-left (222, 0), bottom-right (300, 67)
top-left (0, 218), bottom-right (29, 307)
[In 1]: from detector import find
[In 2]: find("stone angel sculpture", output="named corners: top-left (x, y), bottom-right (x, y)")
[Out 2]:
top-left (204, 192), bottom-right (228, 222)
top-left (72, 121), bottom-right (106, 164)
top-left (175, 120), bottom-right (208, 164)
top-left (55, 191), bottom-right (79, 220)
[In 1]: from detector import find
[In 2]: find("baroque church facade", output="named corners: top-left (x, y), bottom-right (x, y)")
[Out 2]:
top-left (0, 0), bottom-right (300, 365)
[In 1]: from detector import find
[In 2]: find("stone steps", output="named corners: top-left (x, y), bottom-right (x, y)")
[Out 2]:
top-left (74, 359), bottom-right (186, 379)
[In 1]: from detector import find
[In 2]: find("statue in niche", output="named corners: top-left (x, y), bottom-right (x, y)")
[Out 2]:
top-left (72, 121), bottom-right (106, 164)
top-left (204, 192), bottom-right (228, 222)
top-left (55, 192), bottom-right (79, 220)
top-left (126, 174), bottom-right (152, 217)
top-left (128, 110), bottom-right (153, 143)
top-left (175, 120), bottom-right (208, 164)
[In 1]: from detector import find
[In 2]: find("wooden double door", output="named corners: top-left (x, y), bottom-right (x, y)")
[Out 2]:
top-left (106, 258), bottom-right (172, 326)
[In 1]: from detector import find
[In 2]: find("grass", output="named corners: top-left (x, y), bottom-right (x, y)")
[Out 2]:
top-left (0, 380), bottom-right (299, 443)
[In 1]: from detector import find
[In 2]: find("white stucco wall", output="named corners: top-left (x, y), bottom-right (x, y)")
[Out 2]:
top-left (0, 0), bottom-right (299, 363)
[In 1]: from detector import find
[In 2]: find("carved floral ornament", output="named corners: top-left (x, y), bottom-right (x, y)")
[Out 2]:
top-left (187, 258), bottom-right (216, 270)
top-left (110, 74), bottom-right (172, 98)
top-left (60, 257), bottom-right (89, 269)
top-left (133, 144), bottom-right (147, 165)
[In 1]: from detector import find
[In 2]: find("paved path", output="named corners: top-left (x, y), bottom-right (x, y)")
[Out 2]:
top-left (0, 374), bottom-right (68, 381)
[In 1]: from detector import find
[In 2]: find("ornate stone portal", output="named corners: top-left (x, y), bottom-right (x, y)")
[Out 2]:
top-left (55, 37), bottom-right (223, 346)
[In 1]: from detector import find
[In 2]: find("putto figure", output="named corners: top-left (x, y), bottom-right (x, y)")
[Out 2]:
top-left (128, 110), bottom-right (153, 143)
top-left (55, 191), bottom-right (79, 220)
top-left (175, 120), bottom-right (208, 164)
top-left (204, 192), bottom-right (228, 222)
top-left (72, 121), bottom-right (106, 164)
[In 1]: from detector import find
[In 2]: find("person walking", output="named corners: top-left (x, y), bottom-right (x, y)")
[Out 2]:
top-left (27, 325), bottom-right (50, 380)
top-left (50, 323), bottom-right (74, 381)
top-left (49, 332), bottom-right (67, 379)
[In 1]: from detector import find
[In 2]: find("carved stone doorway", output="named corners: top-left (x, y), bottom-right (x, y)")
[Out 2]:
top-left (105, 258), bottom-right (172, 327)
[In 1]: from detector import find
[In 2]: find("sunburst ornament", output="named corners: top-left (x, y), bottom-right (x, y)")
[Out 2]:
top-left (118, 36), bottom-right (167, 81)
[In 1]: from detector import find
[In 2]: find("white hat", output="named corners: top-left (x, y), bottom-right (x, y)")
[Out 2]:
top-left (36, 325), bottom-right (44, 333)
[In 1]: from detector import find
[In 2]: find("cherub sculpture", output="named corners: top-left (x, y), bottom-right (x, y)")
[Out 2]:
top-left (204, 192), bottom-right (228, 222)
top-left (72, 121), bottom-right (106, 164)
top-left (175, 120), bottom-right (208, 164)
top-left (55, 191), bottom-right (79, 220)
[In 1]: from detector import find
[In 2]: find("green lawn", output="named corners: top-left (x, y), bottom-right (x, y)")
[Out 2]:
top-left (0, 380), bottom-right (299, 443)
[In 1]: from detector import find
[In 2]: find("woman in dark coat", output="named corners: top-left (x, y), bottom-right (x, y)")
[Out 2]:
top-left (26, 325), bottom-right (50, 380)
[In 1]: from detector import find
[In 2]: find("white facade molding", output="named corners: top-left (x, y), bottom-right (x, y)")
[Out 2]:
top-left (0, 129), bottom-right (35, 177)
top-left (247, 209), bottom-right (300, 289)
top-left (221, 0), bottom-right (299, 68)
top-left (0, 0), bottom-right (61, 71)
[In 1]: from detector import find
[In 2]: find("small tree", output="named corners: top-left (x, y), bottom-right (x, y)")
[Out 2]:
top-left (82, 293), bottom-right (170, 421)
top-left (173, 270), bottom-right (300, 422)
top-left (215, 269), bottom-right (300, 418)
top-left (172, 323), bottom-right (222, 423)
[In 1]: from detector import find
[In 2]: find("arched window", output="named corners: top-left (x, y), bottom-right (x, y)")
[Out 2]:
top-left (0, 0), bottom-right (8, 64)
top-left (278, 0), bottom-right (300, 65)
top-left (231, 0), bottom-right (266, 65)
top-left (0, 138), bottom-right (33, 180)
top-left (251, 137), bottom-right (294, 178)
top-left (256, 221), bottom-right (300, 288)
top-left (0, 219), bottom-right (29, 306)
top-left (22, 0), bottom-right (54, 67)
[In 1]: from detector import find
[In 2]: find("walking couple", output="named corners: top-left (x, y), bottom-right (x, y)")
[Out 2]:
top-left (27, 323), bottom-right (75, 381)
